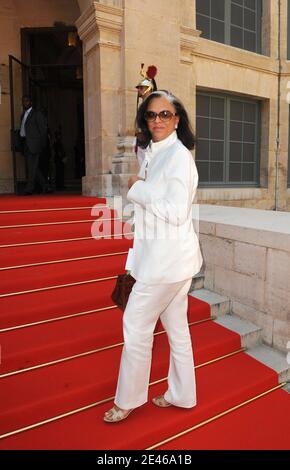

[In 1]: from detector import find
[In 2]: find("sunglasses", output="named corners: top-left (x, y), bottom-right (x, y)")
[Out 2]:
top-left (144, 110), bottom-right (177, 122)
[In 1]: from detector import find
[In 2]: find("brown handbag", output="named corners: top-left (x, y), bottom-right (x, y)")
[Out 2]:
top-left (111, 273), bottom-right (136, 311)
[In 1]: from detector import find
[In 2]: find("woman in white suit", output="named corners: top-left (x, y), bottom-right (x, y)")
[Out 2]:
top-left (104, 90), bottom-right (203, 422)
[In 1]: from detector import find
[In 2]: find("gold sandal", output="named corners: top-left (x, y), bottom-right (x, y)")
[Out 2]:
top-left (152, 395), bottom-right (172, 408)
top-left (103, 405), bottom-right (133, 423)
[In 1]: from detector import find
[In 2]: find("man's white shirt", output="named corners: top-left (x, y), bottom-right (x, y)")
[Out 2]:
top-left (20, 107), bottom-right (32, 137)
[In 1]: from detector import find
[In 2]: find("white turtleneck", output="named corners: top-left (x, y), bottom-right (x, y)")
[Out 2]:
top-left (137, 131), bottom-right (177, 179)
top-left (149, 130), bottom-right (178, 153)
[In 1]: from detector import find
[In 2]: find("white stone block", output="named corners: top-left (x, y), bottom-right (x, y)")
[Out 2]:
top-left (199, 205), bottom-right (290, 252)
top-left (190, 288), bottom-right (230, 317)
top-left (199, 220), bottom-right (216, 236)
top-left (231, 300), bottom-right (274, 346)
top-left (234, 241), bottom-right (267, 280)
top-left (247, 344), bottom-right (290, 383)
top-left (204, 262), bottom-right (214, 291)
top-left (273, 319), bottom-right (290, 353)
top-left (215, 314), bottom-right (262, 349)
top-left (214, 266), bottom-right (265, 312)
top-left (264, 283), bottom-right (290, 321)
top-left (266, 248), bottom-right (290, 291)
top-left (200, 234), bottom-right (234, 269)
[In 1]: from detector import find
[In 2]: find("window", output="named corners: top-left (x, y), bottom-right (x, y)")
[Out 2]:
top-left (196, 92), bottom-right (261, 186)
top-left (196, 0), bottom-right (262, 54)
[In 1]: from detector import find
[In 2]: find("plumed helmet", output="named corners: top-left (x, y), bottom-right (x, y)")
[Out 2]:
top-left (136, 63), bottom-right (158, 93)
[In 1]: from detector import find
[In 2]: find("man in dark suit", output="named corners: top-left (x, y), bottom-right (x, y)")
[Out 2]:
top-left (20, 95), bottom-right (48, 195)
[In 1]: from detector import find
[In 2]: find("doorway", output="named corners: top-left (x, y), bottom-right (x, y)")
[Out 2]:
top-left (20, 26), bottom-right (85, 193)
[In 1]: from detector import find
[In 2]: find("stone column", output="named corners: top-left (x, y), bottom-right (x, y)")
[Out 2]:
top-left (278, 0), bottom-right (290, 211)
top-left (111, 0), bottom-right (200, 200)
top-left (76, 1), bottom-right (124, 197)
top-left (263, 0), bottom-right (289, 211)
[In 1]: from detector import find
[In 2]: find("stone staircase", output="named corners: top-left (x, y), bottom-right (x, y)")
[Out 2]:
top-left (1, 195), bottom-right (289, 450)
top-left (189, 274), bottom-right (290, 387)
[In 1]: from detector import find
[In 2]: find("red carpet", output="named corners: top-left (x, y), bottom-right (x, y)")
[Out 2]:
top-left (158, 389), bottom-right (290, 450)
top-left (0, 194), bottom-right (106, 210)
top-left (0, 194), bottom-right (289, 450)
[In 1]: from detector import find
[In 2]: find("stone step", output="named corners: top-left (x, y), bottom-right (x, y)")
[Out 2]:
top-left (189, 288), bottom-right (230, 317)
top-left (190, 288), bottom-right (263, 349)
top-left (190, 288), bottom-right (290, 387)
top-left (214, 314), bottom-right (262, 350)
top-left (246, 344), bottom-right (290, 384)
top-left (190, 272), bottom-right (205, 291)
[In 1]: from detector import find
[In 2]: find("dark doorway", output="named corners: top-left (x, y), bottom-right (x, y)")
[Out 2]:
top-left (21, 26), bottom-right (85, 193)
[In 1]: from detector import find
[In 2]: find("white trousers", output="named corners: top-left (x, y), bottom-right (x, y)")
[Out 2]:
top-left (114, 278), bottom-right (197, 410)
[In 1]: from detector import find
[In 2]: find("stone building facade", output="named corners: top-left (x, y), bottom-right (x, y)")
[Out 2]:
top-left (1, 0), bottom-right (290, 210)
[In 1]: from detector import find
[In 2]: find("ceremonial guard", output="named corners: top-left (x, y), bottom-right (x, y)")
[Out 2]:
top-left (135, 64), bottom-right (158, 167)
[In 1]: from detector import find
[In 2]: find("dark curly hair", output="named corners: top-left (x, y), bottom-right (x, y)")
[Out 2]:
top-left (136, 90), bottom-right (196, 150)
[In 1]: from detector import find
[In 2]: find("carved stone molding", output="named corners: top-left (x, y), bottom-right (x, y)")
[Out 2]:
top-left (180, 25), bottom-right (201, 64)
top-left (76, 1), bottom-right (123, 52)
top-left (99, 0), bottom-right (123, 8)
top-left (114, 135), bottom-right (136, 158)
top-left (112, 135), bottom-right (138, 174)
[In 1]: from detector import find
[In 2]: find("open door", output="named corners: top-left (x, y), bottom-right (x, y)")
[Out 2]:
top-left (9, 55), bottom-right (31, 194)
top-left (9, 29), bottom-right (85, 195)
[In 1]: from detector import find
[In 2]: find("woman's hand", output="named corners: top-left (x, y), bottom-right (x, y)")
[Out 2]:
top-left (128, 175), bottom-right (144, 189)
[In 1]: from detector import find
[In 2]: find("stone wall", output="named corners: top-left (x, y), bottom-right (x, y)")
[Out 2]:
top-left (198, 204), bottom-right (290, 353)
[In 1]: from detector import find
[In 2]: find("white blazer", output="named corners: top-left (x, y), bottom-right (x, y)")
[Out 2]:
top-left (126, 131), bottom-right (203, 284)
